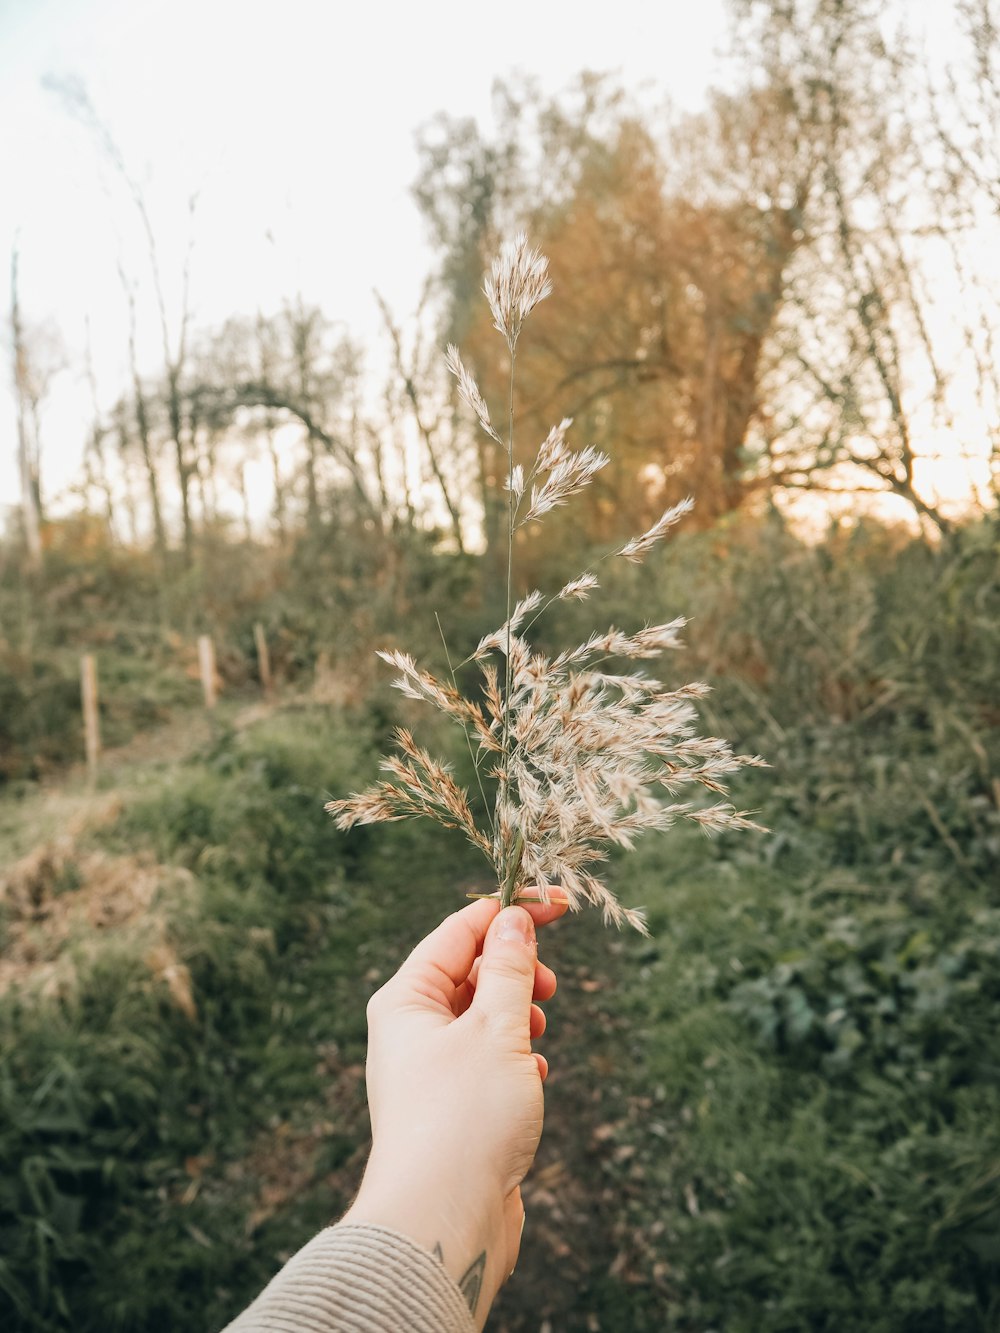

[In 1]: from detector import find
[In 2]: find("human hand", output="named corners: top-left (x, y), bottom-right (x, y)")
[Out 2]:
top-left (341, 894), bottom-right (567, 1328)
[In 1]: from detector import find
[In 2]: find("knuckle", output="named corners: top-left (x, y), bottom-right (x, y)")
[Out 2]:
top-left (365, 981), bottom-right (392, 1025)
top-left (486, 953), bottom-right (533, 986)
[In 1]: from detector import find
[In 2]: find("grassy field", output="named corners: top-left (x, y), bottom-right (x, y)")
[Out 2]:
top-left (1, 518), bottom-right (998, 1330)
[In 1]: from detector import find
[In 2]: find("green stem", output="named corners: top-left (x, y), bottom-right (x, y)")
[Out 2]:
top-left (503, 349), bottom-right (516, 727)
top-left (498, 348), bottom-right (517, 891)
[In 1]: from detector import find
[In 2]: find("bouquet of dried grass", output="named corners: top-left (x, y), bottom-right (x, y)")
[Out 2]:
top-left (327, 235), bottom-right (764, 932)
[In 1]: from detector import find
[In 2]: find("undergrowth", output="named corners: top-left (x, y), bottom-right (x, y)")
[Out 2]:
top-left (0, 516), bottom-right (997, 1329)
top-left (0, 708), bottom-right (480, 1331)
top-left (587, 516), bottom-right (1000, 1331)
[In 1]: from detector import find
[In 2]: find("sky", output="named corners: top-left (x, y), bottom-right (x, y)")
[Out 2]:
top-left (0, 0), bottom-right (729, 513)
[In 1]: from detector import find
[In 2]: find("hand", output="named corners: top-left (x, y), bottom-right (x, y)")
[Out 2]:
top-left (342, 894), bottom-right (567, 1329)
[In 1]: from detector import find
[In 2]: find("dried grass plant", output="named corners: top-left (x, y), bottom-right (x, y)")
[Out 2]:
top-left (327, 235), bottom-right (764, 932)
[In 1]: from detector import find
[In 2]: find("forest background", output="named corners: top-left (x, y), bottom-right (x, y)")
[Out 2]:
top-left (2, 1), bottom-right (999, 1329)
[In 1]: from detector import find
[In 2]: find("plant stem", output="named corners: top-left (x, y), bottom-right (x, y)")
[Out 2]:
top-left (504, 348), bottom-right (516, 711)
top-left (435, 610), bottom-right (490, 817)
top-left (500, 829), bottom-right (524, 909)
top-left (499, 347), bottom-right (517, 896)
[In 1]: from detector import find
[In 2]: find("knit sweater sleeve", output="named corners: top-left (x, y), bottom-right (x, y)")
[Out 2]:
top-left (221, 1222), bottom-right (477, 1333)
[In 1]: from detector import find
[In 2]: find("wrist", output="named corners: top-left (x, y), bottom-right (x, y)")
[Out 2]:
top-left (343, 1147), bottom-right (506, 1327)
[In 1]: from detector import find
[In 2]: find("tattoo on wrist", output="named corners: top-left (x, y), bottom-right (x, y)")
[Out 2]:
top-left (433, 1244), bottom-right (487, 1315)
top-left (459, 1251), bottom-right (486, 1314)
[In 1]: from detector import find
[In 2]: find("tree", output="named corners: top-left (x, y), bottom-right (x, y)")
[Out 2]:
top-left (82, 317), bottom-right (117, 539)
top-left (173, 305), bottom-right (382, 538)
top-left (730, 0), bottom-right (1000, 533)
top-left (374, 287), bottom-right (471, 553)
top-left (929, 0), bottom-right (1000, 511)
top-left (46, 77), bottom-right (200, 557)
top-left (415, 76), bottom-right (812, 565)
top-left (8, 245), bottom-right (65, 567)
top-left (418, 12), bottom-right (1000, 545)
top-left (9, 246), bottom-right (42, 568)
top-left (119, 264), bottom-right (168, 557)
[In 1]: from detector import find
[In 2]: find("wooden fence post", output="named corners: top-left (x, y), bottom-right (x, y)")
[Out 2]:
top-left (81, 654), bottom-right (100, 783)
top-left (198, 635), bottom-right (218, 709)
top-left (254, 622), bottom-right (272, 696)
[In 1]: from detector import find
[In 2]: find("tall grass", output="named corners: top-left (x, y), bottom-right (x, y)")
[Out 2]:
top-left (582, 515), bottom-right (1000, 1330)
top-left (0, 515), bottom-right (997, 1329)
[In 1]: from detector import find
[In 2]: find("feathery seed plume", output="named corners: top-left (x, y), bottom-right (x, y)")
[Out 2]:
top-left (536, 418), bottom-right (573, 471)
top-left (617, 496), bottom-right (695, 562)
top-left (484, 232), bottom-right (552, 351)
top-left (445, 343), bottom-right (501, 443)
top-left (558, 573), bottom-right (599, 601)
top-left (327, 237), bottom-right (765, 933)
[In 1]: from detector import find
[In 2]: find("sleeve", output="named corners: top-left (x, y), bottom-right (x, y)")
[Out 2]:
top-left (221, 1221), bottom-right (477, 1333)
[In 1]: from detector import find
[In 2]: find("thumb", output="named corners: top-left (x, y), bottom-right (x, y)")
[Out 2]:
top-left (472, 906), bottom-right (537, 1026)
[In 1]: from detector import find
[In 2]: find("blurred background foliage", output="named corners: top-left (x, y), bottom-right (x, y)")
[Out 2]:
top-left (2, 0), bottom-right (999, 1328)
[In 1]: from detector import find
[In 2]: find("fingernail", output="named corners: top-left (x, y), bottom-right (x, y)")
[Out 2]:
top-left (496, 907), bottom-right (534, 945)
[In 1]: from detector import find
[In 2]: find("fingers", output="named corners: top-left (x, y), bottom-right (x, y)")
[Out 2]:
top-left (470, 907), bottom-right (537, 1027)
top-left (460, 978), bottom-right (548, 1036)
top-left (534, 1052), bottom-right (549, 1081)
top-left (515, 890), bottom-right (570, 929)
top-left (385, 891), bottom-right (566, 1023)
top-left (462, 955), bottom-right (557, 1003)
top-left (400, 891), bottom-right (568, 996)
top-left (533, 960), bottom-right (557, 1002)
top-left (399, 898), bottom-right (500, 994)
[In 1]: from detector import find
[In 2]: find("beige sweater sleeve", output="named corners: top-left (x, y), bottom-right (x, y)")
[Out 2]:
top-left (222, 1222), bottom-right (477, 1333)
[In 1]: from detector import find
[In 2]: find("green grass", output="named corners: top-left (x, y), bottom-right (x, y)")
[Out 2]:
top-left (0, 705), bottom-right (483, 1331)
top-left (1, 517), bottom-right (998, 1330)
top-left (594, 786), bottom-right (1000, 1331)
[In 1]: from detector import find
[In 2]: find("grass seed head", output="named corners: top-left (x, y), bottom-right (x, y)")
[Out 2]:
top-left (330, 237), bottom-right (765, 931)
top-left (485, 232), bottom-right (553, 352)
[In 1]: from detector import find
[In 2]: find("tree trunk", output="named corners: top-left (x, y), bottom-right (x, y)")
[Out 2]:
top-left (167, 367), bottom-right (193, 561)
top-left (266, 426), bottom-right (287, 542)
top-left (122, 282), bottom-right (167, 557)
top-left (10, 247), bottom-right (42, 569)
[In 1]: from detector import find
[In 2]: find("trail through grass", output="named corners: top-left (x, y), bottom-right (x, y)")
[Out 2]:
top-left (2, 519), bottom-right (999, 1332)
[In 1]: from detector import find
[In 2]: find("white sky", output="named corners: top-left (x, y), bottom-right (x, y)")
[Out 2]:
top-left (0, 0), bottom-right (729, 511)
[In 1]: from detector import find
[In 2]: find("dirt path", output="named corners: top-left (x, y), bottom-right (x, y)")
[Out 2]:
top-left (0, 695), bottom-right (277, 861)
top-left (0, 696), bottom-right (280, 1003)
top-left (490, 919), bottom-right (669, 1332)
